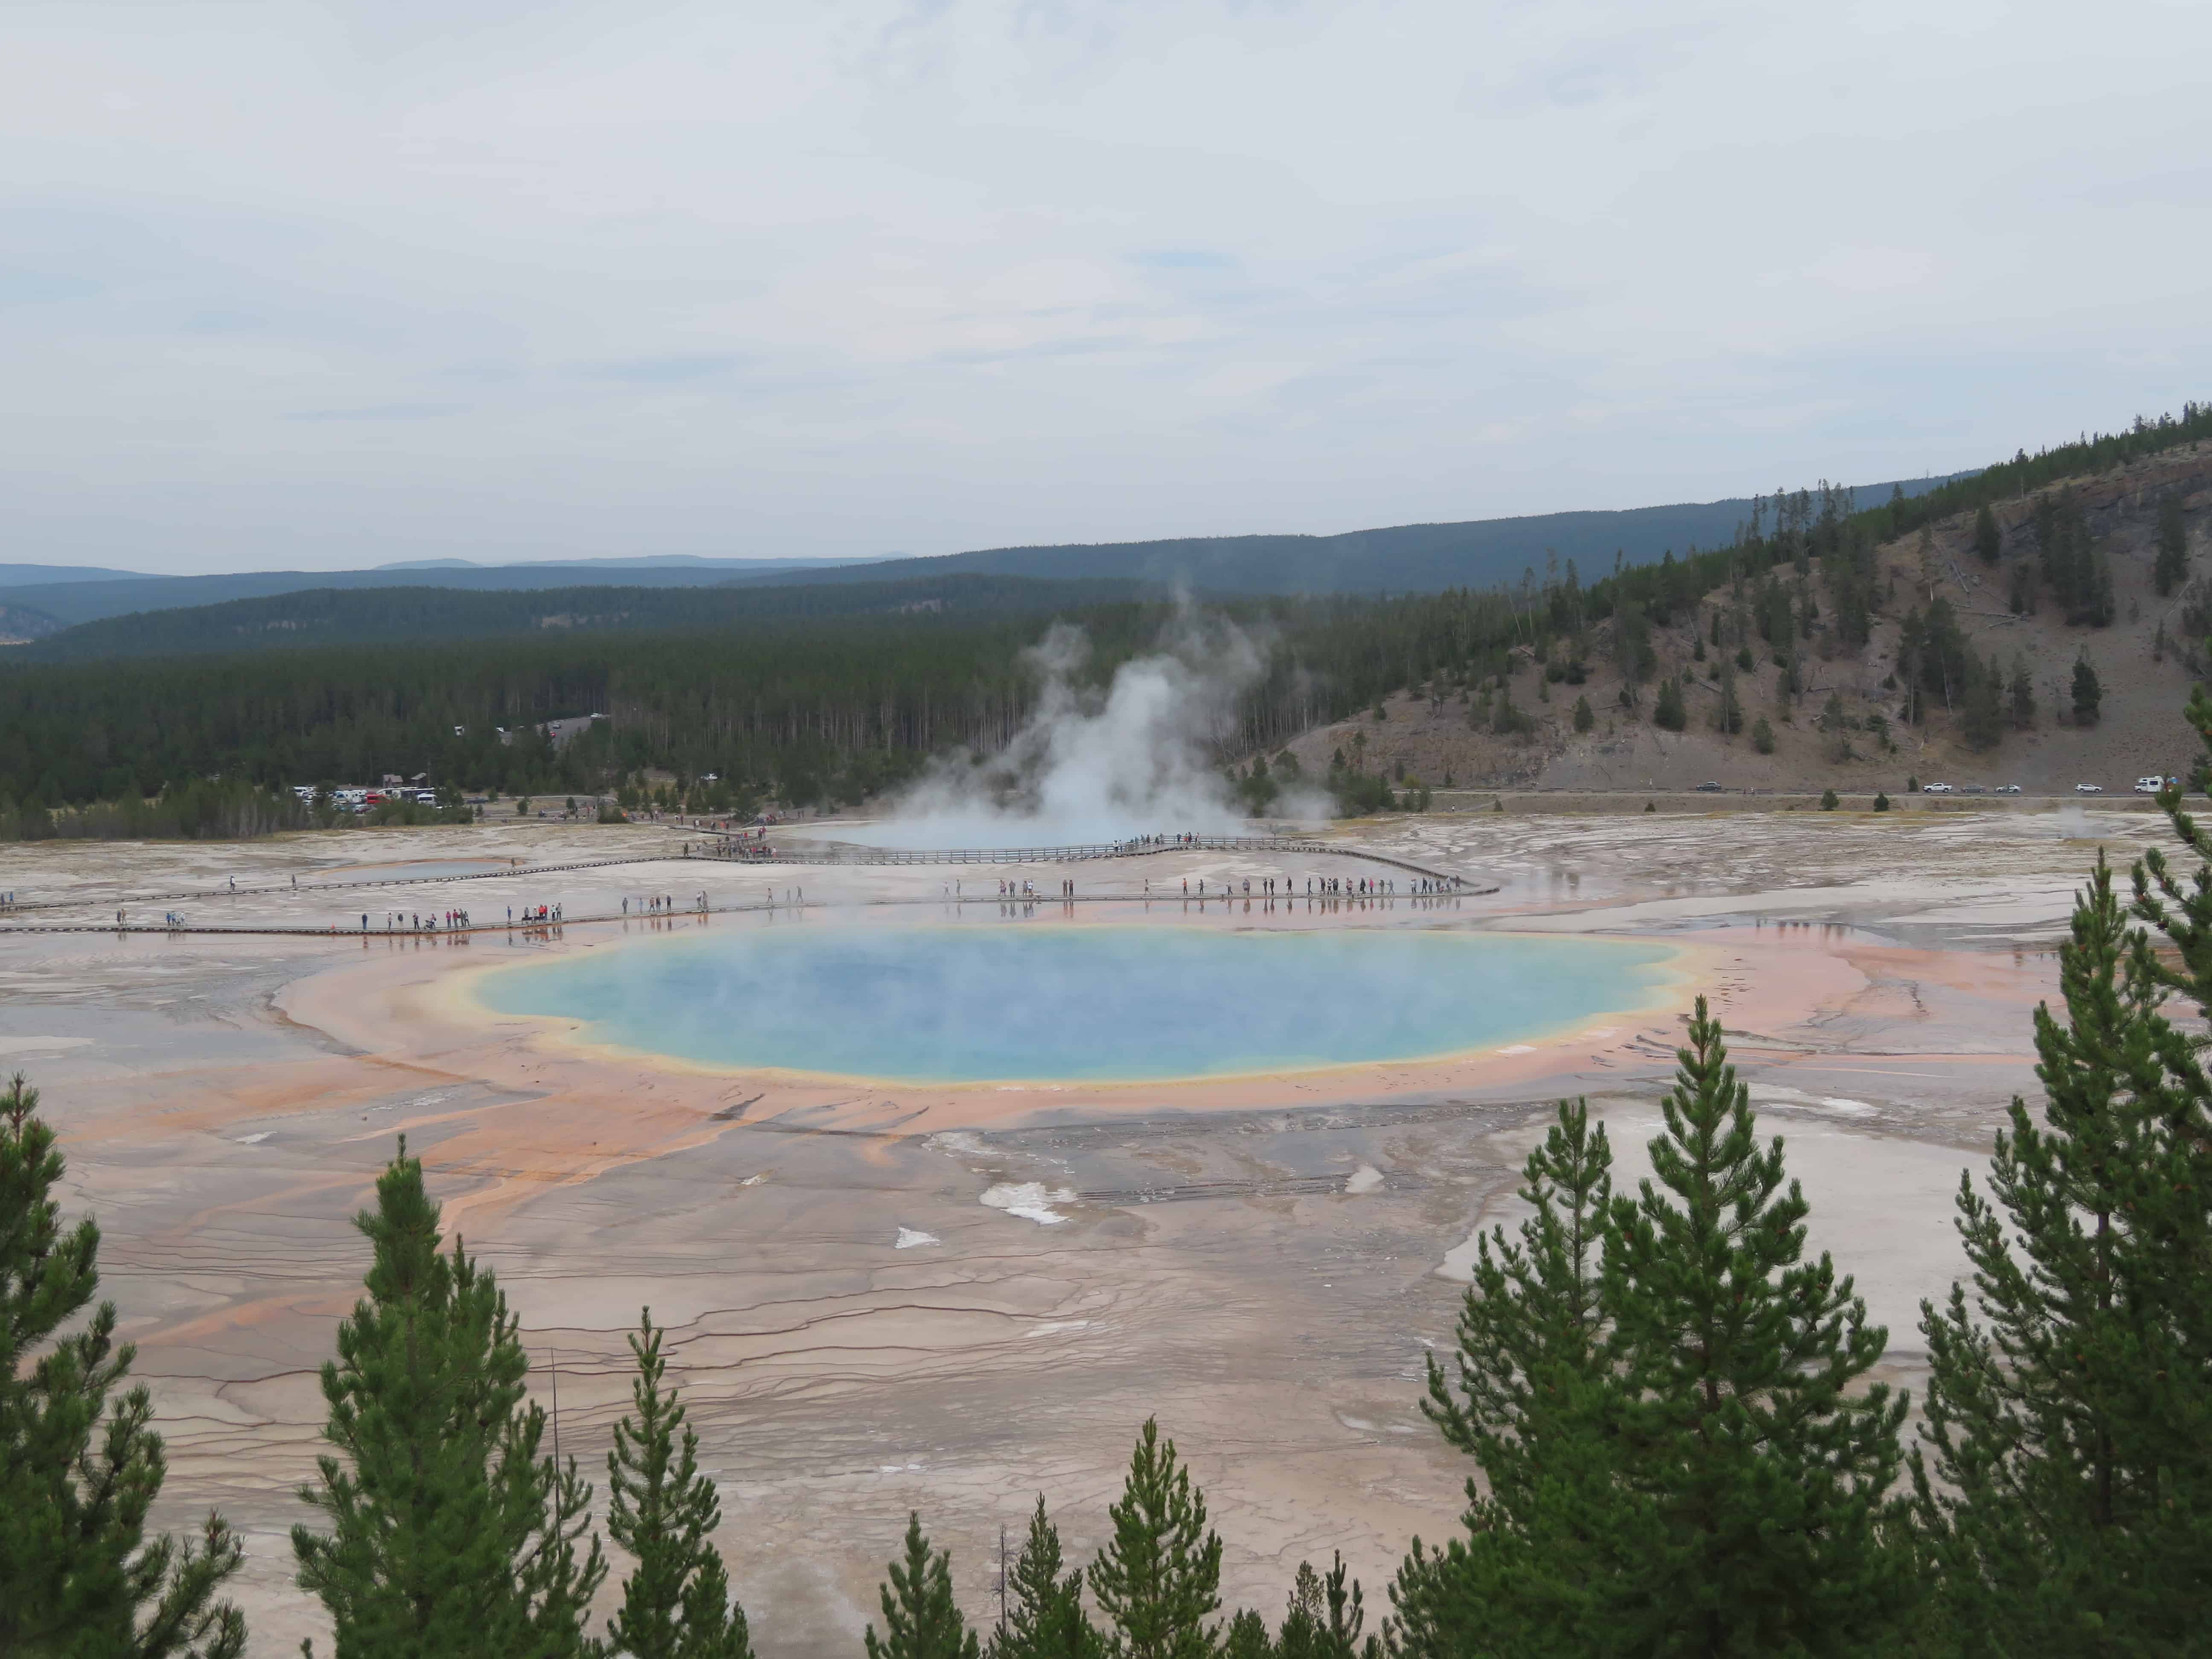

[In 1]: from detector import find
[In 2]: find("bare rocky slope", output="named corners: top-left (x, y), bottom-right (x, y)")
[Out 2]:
top-left (1288, 440), bottom-right (2212, 797)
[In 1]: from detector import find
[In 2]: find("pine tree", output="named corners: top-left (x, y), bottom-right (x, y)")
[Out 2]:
top-left (1974, 503), bottom-right (2003, 565)
top-left (1219, 1611), bottom-right (1271, 1659)
top-left (992, 1498), bottom-right (1099, 1659)
top-left (2087, 547), bottom-right (2117, 627)
top-left (1712, 663), bottom-right (1743, 736)
top-left (1274, 1557), bottom-right (1370, 1659)
top-left (1088, 1420), bottom-right (1222, 1659)
top-left (0, 1074), bottom-right (247, 1659)
top-left (1919, 854), bottom-right (2212, 1652)
top-left (1599, 1001), bottom-right (1913, 1654)
top-left (1916, 692), bottom-right (2212, 1651)
top-left (606, 1309), bottom-right (751, 1659)
top-left (1653, 677), bottom-right (1687, 733)
top-left (2154, 492), bottom-right (2189, 597)
top-left (2072, 655), bottom-right (2103, 725)
top-left (2009, 655), bottom-right (2037, 729)
top-left (1392, 1102), bottom-right (1624, 1659)
top-left (293, 1138), bottom-right (605, 1657)
top-left (1962, 654), bottom-right (2005, 751)
top-left (866, 1514), bottom-right (980, 1659)
top-left (1571, 694), bottom-right (1594, 734)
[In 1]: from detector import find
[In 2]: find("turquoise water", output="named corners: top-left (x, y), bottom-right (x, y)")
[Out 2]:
top-left (477, 925), bottom-right (1674, 1083)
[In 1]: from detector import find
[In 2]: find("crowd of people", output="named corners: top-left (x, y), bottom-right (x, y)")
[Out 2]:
top-left (364, 908), bottom-right (475, 932)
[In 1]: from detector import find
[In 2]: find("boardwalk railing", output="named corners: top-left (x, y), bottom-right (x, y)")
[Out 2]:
top-left (736, 833), bottom-right (1331, 867)
top-left (708, 832), bottom-right (1487, 889)
top-left (0, 832), bottom-right (1489, 920)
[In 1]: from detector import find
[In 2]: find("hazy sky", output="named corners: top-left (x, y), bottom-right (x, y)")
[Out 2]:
top-left (4, 0), bottom-right (2207, 574)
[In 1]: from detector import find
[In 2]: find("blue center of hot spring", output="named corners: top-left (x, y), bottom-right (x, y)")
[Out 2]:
top-left (477, 925), bottom-right (1672, 1083)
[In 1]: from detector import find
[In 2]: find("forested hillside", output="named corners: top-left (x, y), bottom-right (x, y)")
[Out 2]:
top-left (718, 471), bottom-right (1971, 597)
top-left (14, 573), bottom-right (1160, 661)
top-left (1279, 406), bottom-right (2212, 797)
top-left (0, 406), bottom-right (2200, 826)
top-left (0, 474), bottom-right (1966, 630)
top-left (0, 556), bottom-right (864, 629)
top-left (0, 591), bottom-right (1505, 815)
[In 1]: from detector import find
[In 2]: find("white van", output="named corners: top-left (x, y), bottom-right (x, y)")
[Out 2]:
top-left (2136, 777), bottom-right (2166, 794)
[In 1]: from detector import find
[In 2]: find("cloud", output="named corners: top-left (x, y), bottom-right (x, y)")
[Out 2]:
top-left (1132, 249), bottom-right (1237, 271)
top-left (0, 270), bottom-right (102, 307)
top-left (285, 402), bottom-right (471, 422)
top-left (575, 352), bottom-right (751, 383)
top-left (0, 0), bottom-right (2207, 573)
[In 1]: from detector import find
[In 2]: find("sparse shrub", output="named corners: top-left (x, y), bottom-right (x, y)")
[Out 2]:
top-left (1492, 689), bottom-right (1537, 739)
top-left (1821, 788), bottom-right (1839, 810)
top-left (1873, 791), bottom-right (1890, 811)
top-left (1572, 696), bottom-right (1594, 734)
top-left (1752, 717), bottom-right (1775, 755)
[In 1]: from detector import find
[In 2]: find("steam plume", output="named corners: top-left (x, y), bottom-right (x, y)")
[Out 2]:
top-left (854, 609), bottom-right (1321, 847)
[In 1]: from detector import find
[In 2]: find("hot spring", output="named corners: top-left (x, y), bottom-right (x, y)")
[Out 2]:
top-left (475, 925), bottom-right (1676, 1084)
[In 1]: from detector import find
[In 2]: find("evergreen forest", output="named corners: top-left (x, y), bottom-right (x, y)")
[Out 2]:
top-left (0, 405), bottom-right (2205, 839)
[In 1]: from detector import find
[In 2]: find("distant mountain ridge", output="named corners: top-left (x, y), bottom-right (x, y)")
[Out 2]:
top-left (0, 562), bottom-right (147, 588)
top-left (373, 553), bottom-right (887, 572)
top-left (0, 472), bottom-right (1972, 627)
top-left (8, 573), bottom-right (1165, 662)
top-left (0, 559), bottom-right (894, 629)
top-left (718, 474), bottom-right (1976, 597)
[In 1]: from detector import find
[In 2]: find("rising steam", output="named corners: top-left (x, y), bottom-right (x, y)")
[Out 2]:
top-left (848, 610), bottom-right (1323, 848)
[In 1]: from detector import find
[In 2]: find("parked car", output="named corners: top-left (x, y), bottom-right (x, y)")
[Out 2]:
top-left (1959, 784), bottom-right (1986, 795)
top-left (1693, 781), bottom-right (1724, 792)
top-left (1996, 784), bottom-right (2022, 794)
top-left (2077, 783), bottom-right (2104, 794)
top-left (1924, 782), bottom-right (1954, 794)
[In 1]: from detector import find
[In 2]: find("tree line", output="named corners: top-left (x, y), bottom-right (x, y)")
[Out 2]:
top-left (14, 575), bottom-right (1167, 664)
top-left (0, 403), bottom-right (2203, 821)
top-left (12, 689), bottom-right (2212, 1658)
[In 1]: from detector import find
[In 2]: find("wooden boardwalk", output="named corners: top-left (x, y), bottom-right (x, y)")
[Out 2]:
top-left (0, 831), bottom-right (1493, 937)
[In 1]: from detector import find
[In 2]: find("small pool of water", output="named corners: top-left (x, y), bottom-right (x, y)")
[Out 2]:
top-left (475, 924), bottom-right (1674, 1083)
